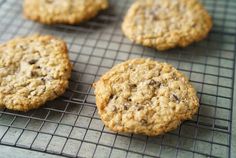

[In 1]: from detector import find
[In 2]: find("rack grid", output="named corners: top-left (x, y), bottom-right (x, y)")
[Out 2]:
top-left (0, 0), bottom-right (235, 157)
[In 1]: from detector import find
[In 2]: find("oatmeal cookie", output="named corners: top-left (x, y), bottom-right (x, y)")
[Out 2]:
top-left (0, 35), bottom-right (72, 111)
top-left (122, 0), bottom-right (212, 51)
top-left (93, 58), bottom-right (199, 136)
top-left (24, 0), bottom-right (108, 24)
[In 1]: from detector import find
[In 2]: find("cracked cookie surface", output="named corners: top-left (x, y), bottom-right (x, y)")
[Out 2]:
top-left (122, 0), bottom-right (212, 51)
top-left (0, 35), bottom-right (72, 111)
top-left (94, 58), bottom-right (199, 136)
top-left (24, 0), bottom-right (108, 24)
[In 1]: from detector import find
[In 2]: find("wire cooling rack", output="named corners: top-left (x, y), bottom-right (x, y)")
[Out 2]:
top-left (0, 0), bottom-right (235, 157)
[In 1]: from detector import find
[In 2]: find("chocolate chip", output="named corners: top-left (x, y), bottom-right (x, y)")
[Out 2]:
top-left (149, 80), bottom-right (161, 88)
top-left (171, 94), bottom-right (180, 103)
top-left (172, 73), bottom-right (178, 80)
top-left (128, 65), bottom-right (134, 70)
top-left (45, 0), bottom-right (54, 3)
top-left (173, 94), bottom-right (179, 101)
top-left (109, 95), bottom-right (114, 100)
top-left (192, 23), bottom-right (196, 28)
top-left (149, 79), bottom-right (156, 85)
top-left (153, 16), bottom-right (159, 21)
top-left (141, 119), bottom-right (147, 125)
top-left (137, 106), bottom-right (144, 111)
top-left (31, 71), bottom-right (39, 77)
top-left (28, 59), bottom-right (38, 65)
top-left (148, 8), bottom-right (160, 21)
top-left (41, 78), bottom-right (46, 83)
top-left (110, 95), bottom-right (118, 100)
top-left (130, 84), bottom-right (137, 88)
top-left (19, 45), bottom-right (27, 50)
top-left (124, 105), bottom-right (128, 110)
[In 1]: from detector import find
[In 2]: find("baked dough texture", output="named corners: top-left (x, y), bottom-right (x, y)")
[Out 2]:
top-left (24, 0), bottom-right (108, 24)
top-left (0, 35), bottom-right (72, 111)
top-left (94, 58), bottom-right (199, 136)
top-left (122, 0), bottom-right (212, 51)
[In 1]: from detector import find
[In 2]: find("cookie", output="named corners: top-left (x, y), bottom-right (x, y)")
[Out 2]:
top-left (93, 58), bottom-right (199, 136)
top-left (23, 0), bottom-right (108, 25)
top-left (0, 35), bottom-right (72, 111)
top-left (122, 0), bottom-right (212, 51)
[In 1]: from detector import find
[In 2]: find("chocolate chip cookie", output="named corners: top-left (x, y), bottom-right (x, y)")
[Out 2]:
top-left (0, 35), bottom-right (72, 111)
top-left (24, 0), bottom-right (108, 24)
top-left (122, 0), bottom-right (212, 51)
top-left (93, 58), bottom-right (199, 136)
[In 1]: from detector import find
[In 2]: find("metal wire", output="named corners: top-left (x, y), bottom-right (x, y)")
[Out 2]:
top-left (0, 0), bottom-right (235, 157)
